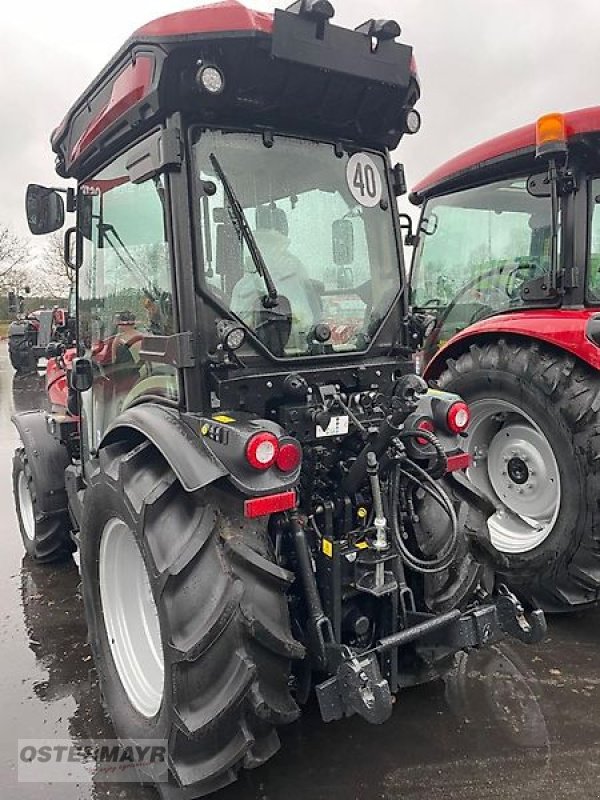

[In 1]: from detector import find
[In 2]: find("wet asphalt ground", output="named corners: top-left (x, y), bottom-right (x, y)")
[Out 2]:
top-left (2, 341), bottom-right (600, 799)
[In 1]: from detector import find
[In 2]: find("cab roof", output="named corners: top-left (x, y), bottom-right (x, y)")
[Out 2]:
top-left (51, 0), bottom-right (419, 180)
top-left (410, 105), bottom-right (600, 204)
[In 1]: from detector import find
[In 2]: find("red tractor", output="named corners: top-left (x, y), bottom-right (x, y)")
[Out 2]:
top-left (409, 108), bottom-right (600, 611)
top-left (7, 288), bottom-right (75, 373)
top-left (14, 2), bottom-right (545, 797)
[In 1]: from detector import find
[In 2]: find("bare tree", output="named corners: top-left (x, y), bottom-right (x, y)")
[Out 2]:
top-left (28, 232), bottom-right (74, 298)
top-left (0, 225), bottom-right (30, 292)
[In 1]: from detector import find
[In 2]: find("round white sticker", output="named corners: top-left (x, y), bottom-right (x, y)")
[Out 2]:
top-left (346, 153), bottom-right (383, 208)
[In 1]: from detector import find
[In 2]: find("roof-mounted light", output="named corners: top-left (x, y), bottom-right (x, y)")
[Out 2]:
top-left (286, 0), bottom-right (335, 22)
top-left (355, 18), bottom-right (401, 42)
top-left (536, 112), bottom-right (567, 158)
top-left (196, 63), bottom-right (225, 95)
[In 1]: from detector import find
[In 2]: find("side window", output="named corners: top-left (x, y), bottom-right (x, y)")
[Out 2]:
top-left (588, 179), bottom-right (600, 300)
top-left (79, 147), bottom-right (178, 451)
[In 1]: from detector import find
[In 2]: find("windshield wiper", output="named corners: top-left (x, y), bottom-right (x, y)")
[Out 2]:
top-left (209, 153), bottom-right (279, 308)
top-left (99, 222), bottom-right (161, 303)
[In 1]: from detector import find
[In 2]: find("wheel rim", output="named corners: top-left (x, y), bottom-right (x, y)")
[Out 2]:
top-left (99, 518), bottom-right (164, 717)
top-left (18, 470), bottom-right (35, 541)
top-left (465, 398), bottom-right (561, 554)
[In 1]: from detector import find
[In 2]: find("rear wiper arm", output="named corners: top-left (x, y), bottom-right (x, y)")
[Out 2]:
top-left (209, 153), bottom-right (279, 308)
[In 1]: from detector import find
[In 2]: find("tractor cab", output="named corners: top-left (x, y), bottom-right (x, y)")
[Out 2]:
top-left (408, 107), bottom-right (600, 371)
top-left (27, 0), bottom-right (422, 454)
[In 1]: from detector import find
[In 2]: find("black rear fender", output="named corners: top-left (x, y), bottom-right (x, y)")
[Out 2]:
top-left (101, 403), bottom-right (300, 496)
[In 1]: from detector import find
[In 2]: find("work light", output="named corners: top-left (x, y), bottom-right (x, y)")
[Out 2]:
top-left (196, 64), bottom-right (225, 95)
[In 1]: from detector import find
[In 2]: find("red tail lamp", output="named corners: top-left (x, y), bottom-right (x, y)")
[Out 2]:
top-left (245, 432), bottom-right (279, 470)
top-left (276, 441), bottom-right (302, 472)
top-left (446, 402), bottom-right (470, 434)
top-left (416, 418), bottom-right (435, 445)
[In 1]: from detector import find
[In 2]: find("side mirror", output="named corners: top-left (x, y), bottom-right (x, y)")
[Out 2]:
top-left (70, 357), bottom-right (93, 393)
top-left (332, 218), bottom-right (354, 266)
top-left (25, 184), bottom-right (65, 235)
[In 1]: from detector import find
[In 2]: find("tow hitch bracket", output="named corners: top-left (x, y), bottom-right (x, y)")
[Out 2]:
top-left (315, 590), bottom-right (546, 725)
top-left (496, 585), bottom-right (547, 644)
top-left (316, 649), bottom-right (393, 724)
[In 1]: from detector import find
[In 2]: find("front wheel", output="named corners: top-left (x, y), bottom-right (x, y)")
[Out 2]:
top-left (438, 340), bottom-right (600, 610)
top-left (12, 448), bottom-right (73, 562)
top-left (8, 336), bottom-right (37, 374)
top-left (80, 438), bottom-right (303, 798)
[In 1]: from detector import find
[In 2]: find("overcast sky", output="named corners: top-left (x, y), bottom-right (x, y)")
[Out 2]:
top-left (3, 0), bottom-right (600, 245)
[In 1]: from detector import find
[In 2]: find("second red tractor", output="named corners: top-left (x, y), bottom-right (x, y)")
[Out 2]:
top-left (409, 108), bottom-right (600, 611)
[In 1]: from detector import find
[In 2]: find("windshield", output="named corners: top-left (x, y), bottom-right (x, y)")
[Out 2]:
top-left (411, 177), bottom-right (554, 346)
top-left (192, 130), bottom-right (402, 358)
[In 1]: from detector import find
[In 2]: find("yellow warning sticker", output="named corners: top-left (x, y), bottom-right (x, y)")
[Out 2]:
top-left (355, 541), bottom-right (369, 550)
top-left (322, 539), bottom-right (333, 558)
top-left (213, 414), bottom-right (235, 424)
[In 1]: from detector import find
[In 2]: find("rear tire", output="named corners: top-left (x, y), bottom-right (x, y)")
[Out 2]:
top-left (12, 447), bottom-right (74, 562)
top-left (438, 340), bottom-right (600, 610)
top-left (80, 438), bottom-right (303, 798)
top-left (9, 336), bottom-right (37, 374)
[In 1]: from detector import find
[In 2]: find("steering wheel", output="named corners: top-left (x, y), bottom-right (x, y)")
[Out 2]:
top-left (110, 330), bottom-right (145, 367)
top-left (433, 263), bottom-right (539, 338)
top-left (505, 262), bottom-right (543, 300)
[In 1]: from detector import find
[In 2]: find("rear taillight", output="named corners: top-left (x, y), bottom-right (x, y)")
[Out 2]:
top-left (416, 418), bottom-right (435, 445)
top-left (276, 441), bottom-right (302, 472)
top-left (446, 401), bottom-right (470, 434)
top-left (245, 432), bottom-right (279, 470)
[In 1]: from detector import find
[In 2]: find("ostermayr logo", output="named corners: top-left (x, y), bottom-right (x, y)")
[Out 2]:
top-left (18, 739), bottom-right (168, 783)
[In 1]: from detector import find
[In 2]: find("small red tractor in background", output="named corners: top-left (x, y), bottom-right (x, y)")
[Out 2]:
top-left (409, 108), bottom-right (600, 611)
top-left (7, 287), bottom-right (75, 373)
top-left (13, 2), bottom-right (545, 797)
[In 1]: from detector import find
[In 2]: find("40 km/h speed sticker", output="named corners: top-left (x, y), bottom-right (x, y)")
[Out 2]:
top-left (346, 153), bottom-right (383, 208)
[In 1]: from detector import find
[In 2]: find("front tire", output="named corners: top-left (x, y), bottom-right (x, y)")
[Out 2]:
top-left (12, 447), bottom-right (73, 562)
top-left (80, 438), bottom-right (303, 798)
top-left (9, 336), bottom-right (37, 374)
top-left (438, 340), bottom-right (600, 610)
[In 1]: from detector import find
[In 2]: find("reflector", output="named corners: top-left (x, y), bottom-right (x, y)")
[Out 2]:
top-left (446, 452), bottom-right (471, 472)
top-left (244, 491), bottom-right (297, 518)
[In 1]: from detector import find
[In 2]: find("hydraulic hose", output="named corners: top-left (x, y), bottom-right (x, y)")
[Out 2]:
top-left (390, 460), bottom-right (459, 574)
top-left (397, 428), bottom-right (447, 480)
